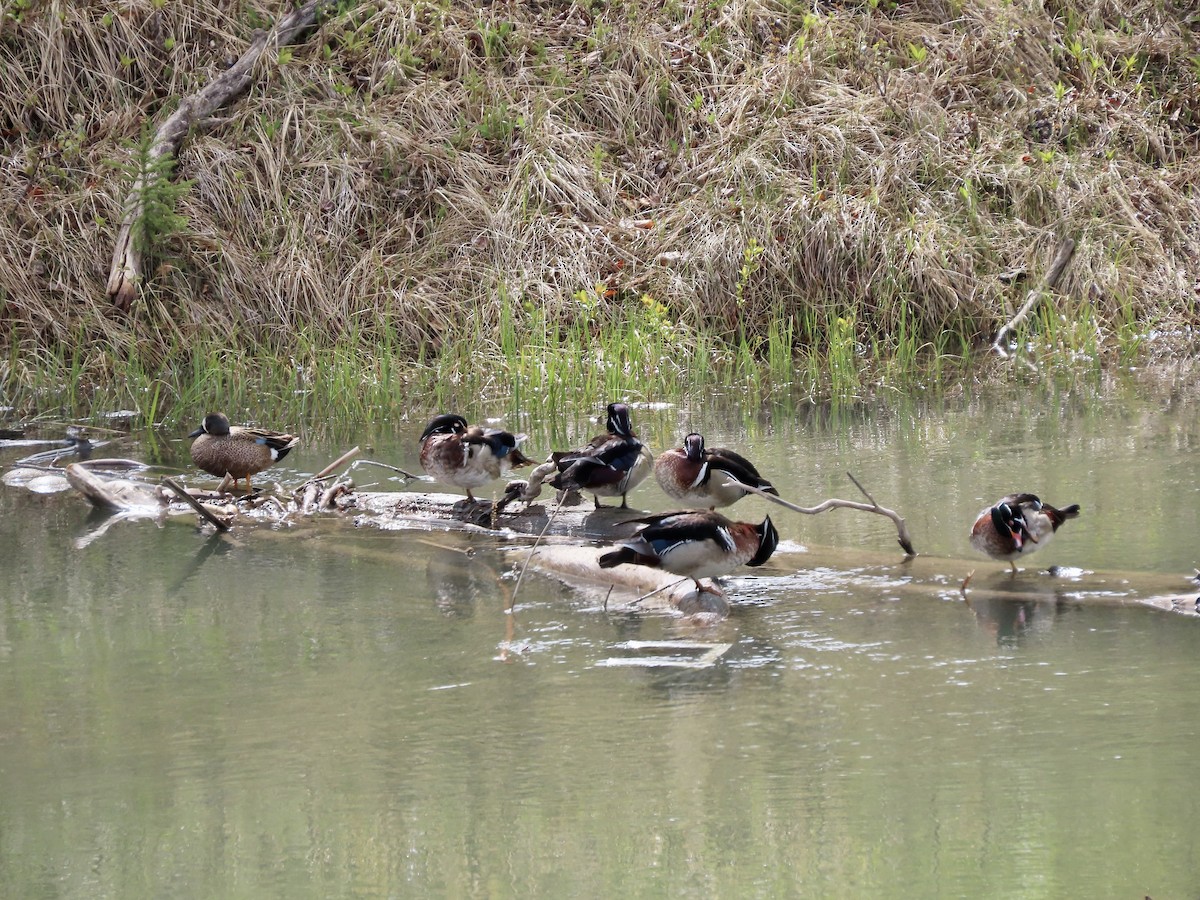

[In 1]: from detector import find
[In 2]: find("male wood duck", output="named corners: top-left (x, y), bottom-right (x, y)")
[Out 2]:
top-left (188, 412), bottom-right (299, 491)
top-left (419, 413), bottom-right (534, 503)
top-left (547, 402), bottom-right (652, 508)
top-left (599, 510), bottom-right (779, 591)
top-left (654, 432), bottom-right (778, 509)
top-left (970, 492), bottom-right (1081, 571)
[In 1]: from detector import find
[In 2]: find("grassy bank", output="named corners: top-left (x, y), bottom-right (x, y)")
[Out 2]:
top-left (2, 0), bottom-right (1198, 420)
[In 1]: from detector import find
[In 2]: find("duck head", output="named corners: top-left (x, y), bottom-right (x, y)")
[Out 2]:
top-left (992, 501), bottom-right (1036, 549)
top-left (189, 412), bottom-right (231, 439)
top-left (419, 414), bottom-right (469, 443)
top-left (747, 515), bottom-right (779, 567)
top-left (605, 403), bottom-right (635, 438)
top-left (682, 432), bottom-right (706, 462)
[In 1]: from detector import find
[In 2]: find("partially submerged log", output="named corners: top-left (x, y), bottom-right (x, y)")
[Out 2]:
top-left (11, 463), bottom-right (1197, 621)
top-left (514, 543), bottom-right (733, 620)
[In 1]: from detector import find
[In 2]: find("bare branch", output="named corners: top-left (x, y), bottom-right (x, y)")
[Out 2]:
top-left (107, 0), bottom-right (341, 310)
top-left (311, 445), bottom-right (361, 481)
top-left (162, 476), bottom-right (230, 531)
top-left (734, 474), bottom-right (916, 557)
top-left (991, 237), bottom-right (1077, 355)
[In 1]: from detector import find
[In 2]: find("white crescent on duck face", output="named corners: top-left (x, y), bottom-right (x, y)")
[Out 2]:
top-left (970, 492), bottom-right (1081, 571)
top-left (418, 413), bottom-right (534, 502)
top-left (548, 402), bottom-right (652, 508)
top-left (188, 412), bottom-right (298, 491)
top-left (598, 510), bottom-right (779, 589)
top-left (654, 432), bottom-right (779, 509)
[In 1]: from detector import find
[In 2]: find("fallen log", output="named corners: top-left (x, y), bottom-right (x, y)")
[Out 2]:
top-left (107, 0), bottom-right (341, 310)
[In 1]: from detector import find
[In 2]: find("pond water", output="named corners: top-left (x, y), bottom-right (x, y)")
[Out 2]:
top-left (2, 374), bottom-right (1199, 898)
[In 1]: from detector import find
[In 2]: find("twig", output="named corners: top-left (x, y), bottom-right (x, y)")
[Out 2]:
top-left (507, 498), bottom-right (563, 614)
top-left (162, 476), bottom-right (230, 532)
top-left (732, 473), bottom-right (917, 557)
top-left (311, 445), bottom-right (360, 480)
top-left (991, 237), bottom-right (1077, 355)
top-left (629, 576), bottom-right (692, 607)
top-left (346, 458), bottom-right (419, 480)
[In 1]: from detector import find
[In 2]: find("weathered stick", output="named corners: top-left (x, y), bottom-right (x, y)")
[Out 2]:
top-left (734, 472), bottom-right (917, 557)
top-left (312, 445), bottom-right (361, 480)
top-left (106, 0), bottom-right (340, 310)
top-left (162, 476), bottom-right (230, 532)
top-left (991, 237), bottom-right (1077, 355)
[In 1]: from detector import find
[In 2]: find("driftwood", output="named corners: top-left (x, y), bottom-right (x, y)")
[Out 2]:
top-left (106, 0), bottom-right (339, 310)
top-left (162, 476), bottom-right (231, 531)
top-left (734, 473), bottom-right (916, 556)
top-left (991, 237), bottom-right (1078, 354)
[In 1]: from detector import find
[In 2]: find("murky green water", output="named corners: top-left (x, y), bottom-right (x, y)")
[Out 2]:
top-left (2, 376), bottom-right (1199, 898)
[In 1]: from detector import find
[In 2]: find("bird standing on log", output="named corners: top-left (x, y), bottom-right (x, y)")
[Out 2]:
top-left (970, 492), bottom-right (1080, 572)
top-left (418, 413), bottom-right (534, 503)
top-left (654, 432), bottom-right (778, 510)
top-left (547, 402), bottom-right (652, 508)
top-left (599, 510), bottom-right (779, 591)
top-left (188, 412), bottom-right (298, 492)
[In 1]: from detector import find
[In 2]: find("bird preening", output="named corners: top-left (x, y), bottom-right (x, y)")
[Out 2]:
top-left (599, 510), bottom-right (779, 592)
top-left (418, 413), bottom-right (534, 504)
top-left (970, 493), bottom-right (1081, 572)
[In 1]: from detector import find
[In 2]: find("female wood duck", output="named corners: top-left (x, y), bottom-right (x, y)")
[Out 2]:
top-left (970, 492), bottom-right (1081, 571)
top-left (599, 510), bottom-right (779, 591)
top-left (188, 412), bottom-right (299, 491)
top-left (419, 413), bottom-right (534, 503)
top-left (547, 402), bottom-right (652, 508)
top-left (654, 432), bottom-right (778, 509)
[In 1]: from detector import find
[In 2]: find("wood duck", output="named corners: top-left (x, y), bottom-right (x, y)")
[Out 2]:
top-left (188, 412), bottom-right (298, 491)
top-left (654, 432), bottom-right (778, 509)
top-left (419, 413), bottom-right (534, 503)
top-left (599, 509), bottom-right (779, 590)
top-left (547, 402), bottom-right (652, 508)
top-left (970, 492), bottom-right (1081, 571)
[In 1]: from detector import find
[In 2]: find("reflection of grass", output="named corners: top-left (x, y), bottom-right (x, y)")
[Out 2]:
top-left (3, 0), bottom-right (1197, 415)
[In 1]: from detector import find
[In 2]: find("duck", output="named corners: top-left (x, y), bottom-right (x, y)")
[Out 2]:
top-left (654, 432), bottom-right (778, 509)
top-left (188, 412), bottom-right (299, 491)
top-left (418, 413), bottom-right (534, 503)
top-left (970, 492), bottom-right (1081, 571)
top-left (547, 402), bottom-right (652, 508)
top-left (599, 510), bottom-right (779, 591)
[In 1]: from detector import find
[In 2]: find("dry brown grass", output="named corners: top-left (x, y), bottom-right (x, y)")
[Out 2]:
top-left (2, 0), bottom-right (1198, 400)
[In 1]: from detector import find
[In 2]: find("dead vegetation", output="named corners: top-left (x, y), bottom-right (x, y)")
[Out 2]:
top-left (2, 0), bottom-right (1198, 405)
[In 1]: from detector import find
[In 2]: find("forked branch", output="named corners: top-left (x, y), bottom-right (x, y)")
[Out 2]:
top-left (734, 472), bottom-right (916, 556)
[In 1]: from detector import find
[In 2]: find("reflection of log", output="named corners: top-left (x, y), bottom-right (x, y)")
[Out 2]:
top-left (106, 0), bottom-right (339, 311)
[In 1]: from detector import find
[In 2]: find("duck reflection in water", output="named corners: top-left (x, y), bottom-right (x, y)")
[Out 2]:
top-left (966, 576), bottom-right (1076, 646)
top-left (425, 544), bottom-right (505, 618)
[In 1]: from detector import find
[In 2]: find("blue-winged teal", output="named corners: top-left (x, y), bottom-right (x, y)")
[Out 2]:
top-left (654, 432), bottom-right (778, 510)
top-left (418, 413), bottom-right (534, 503)
top-left (970, 492), bottom-right (1081, 571)
top-left (599, 509), bottom-right (778, 591)
top-left (188, 412), bottom-right (298, 491)
top-left (548, 402), bottom-right (652, 508)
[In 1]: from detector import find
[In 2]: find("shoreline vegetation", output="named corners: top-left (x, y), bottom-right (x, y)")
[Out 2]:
top-left (2, 0), bottom-right (1198, 423)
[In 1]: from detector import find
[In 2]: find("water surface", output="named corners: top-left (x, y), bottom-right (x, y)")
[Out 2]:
top-left (2, 376), bottom-right (1198, 898)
